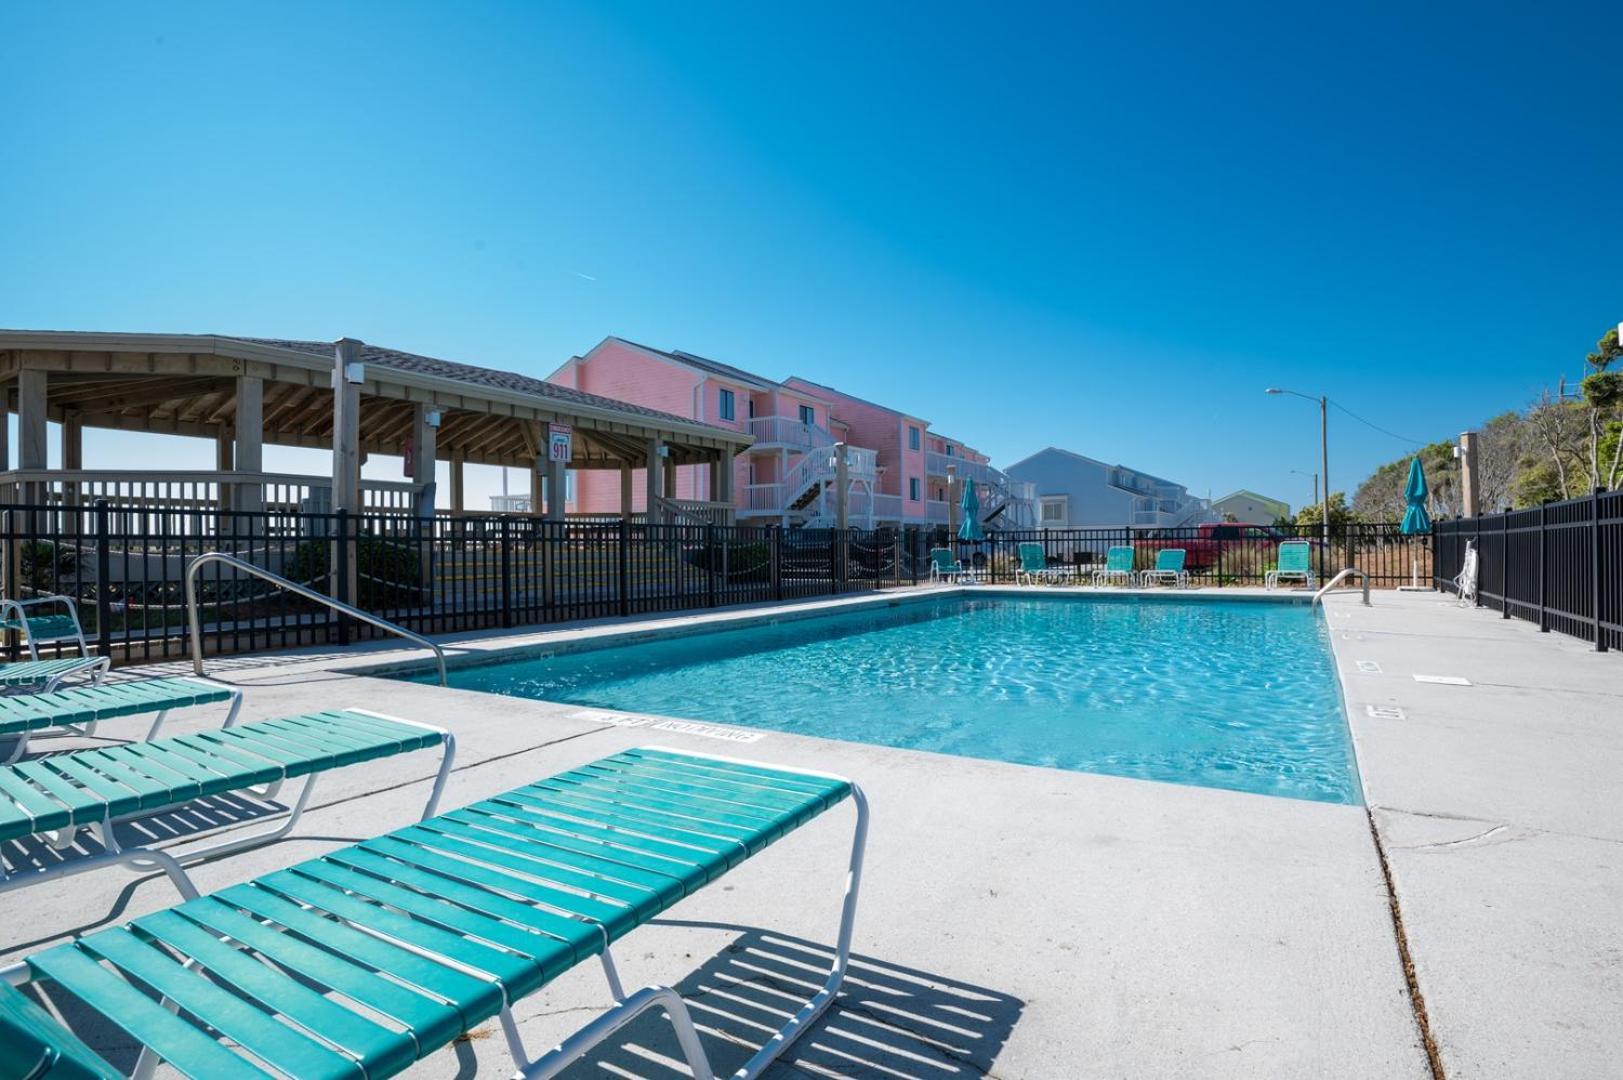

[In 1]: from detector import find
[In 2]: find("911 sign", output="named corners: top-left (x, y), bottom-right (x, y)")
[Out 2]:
top-left (548, 424), bottom-right (572, 463)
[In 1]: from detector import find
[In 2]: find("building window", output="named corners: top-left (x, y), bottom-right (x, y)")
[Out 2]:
top-left (747, 398), bottom-right (756, 418)
top-left (945, 444), bottom-right (955, 457)
top-left (908, 425), bottom-right (920, 450)
top-left (909, 477), bottom-right (921, 502)
top-left (718, 388), bottom-right (735, 421)
top-left (1039, 496), bottom-right (1068, 527)
top-left (799, 404), bottom-right (816, 426)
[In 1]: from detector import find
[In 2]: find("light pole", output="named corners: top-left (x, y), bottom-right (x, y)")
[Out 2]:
top-left (1289, 468), bottom-right (1319, 508)
top-left (1266, 388), bottom-right (1329, 560)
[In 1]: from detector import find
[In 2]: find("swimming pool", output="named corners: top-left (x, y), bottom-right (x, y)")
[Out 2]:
top-left (406, 594), bottom-right (1359, 804)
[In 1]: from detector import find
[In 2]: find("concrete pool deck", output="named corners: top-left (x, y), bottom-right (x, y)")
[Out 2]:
top-left (1, 585), bottom-right (1615, 1077)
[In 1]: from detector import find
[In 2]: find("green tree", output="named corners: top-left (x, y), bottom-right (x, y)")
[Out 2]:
top-left (1294, 491), bottom-right (1356, 529)
top-left (1581, 326), bottom-right (1623, 491)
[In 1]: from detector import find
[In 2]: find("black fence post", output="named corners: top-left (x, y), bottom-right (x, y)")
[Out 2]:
top-left (94, 498), bottom-right (113, 661)
top-left (771, 528), bottom-right (783, 601)
top-left (1500, 515), bottom-right (1510, 619)
top-left (1538, 501), bottom-right (1549, 631)
top-left (500, 517), bottom-right (513, 629)
top-left (1593, 487), bottom-right (1607, 652)
top-left (1473, 514), bottom-right (1483, 608)
top-left (335, 508), bottom-right (351, 646)
top-left (617, 518), bottom-right (631, 617)
top-left (705, 523), bottom-right (718, 608)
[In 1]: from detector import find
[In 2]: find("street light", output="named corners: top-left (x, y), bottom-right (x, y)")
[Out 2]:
top-left (1266, 388), bottom-right (1329, 557)
top-left (1288, 468), bottom-right (1318, 507)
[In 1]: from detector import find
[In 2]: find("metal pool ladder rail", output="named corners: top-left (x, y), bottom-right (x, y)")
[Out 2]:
top-left (184, 552), bottom-right (448, 686)
top-left (1314, 567), bottom-right (1371, 607)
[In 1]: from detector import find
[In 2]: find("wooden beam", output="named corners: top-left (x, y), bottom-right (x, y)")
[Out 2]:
top-left (332, 340), bottom-right (362, 513)
top-left (18, 368), bottom-right (47, 469)
top-left (235, 375), bottom-right (264, 513)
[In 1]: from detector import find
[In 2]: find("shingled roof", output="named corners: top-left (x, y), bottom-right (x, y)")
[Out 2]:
top-left (229, 336), bottom-right (739, 435)
top-left (609, 338), bottom-right (781, 391)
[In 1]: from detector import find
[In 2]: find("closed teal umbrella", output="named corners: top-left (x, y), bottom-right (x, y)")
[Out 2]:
top-left (957, 478), bottom-right (985, 541)
top-left (1400, 456), bottom-right (1431, 535)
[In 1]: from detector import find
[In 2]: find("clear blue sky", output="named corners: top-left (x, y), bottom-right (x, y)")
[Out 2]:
top-left (4, 2), bottom-right (1620, 511)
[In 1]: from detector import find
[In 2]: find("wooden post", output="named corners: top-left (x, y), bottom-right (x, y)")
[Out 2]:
top-left (410, 404), bottom-right (438, 518)
top-left (620, 463), bottom-right (634, 518)
top-left (214, 424), bottom-right (233, 512)
top-left (715, 450), bottom-right (736, 523)
top-left (61, 413), bottom-right (83, 525)
top-left (331, 340), bottom-right (363, 604)
top-left (235, 375), bottom-right (264, 513)
top-left (646, 439), bottom-right (665, 523)
top-left (541, 422), bottom-right (567, 522)
top-left (450, 451), bottom-right (466, 513)
top-left (332, 341), bottom-right (363, 514)
top-left (408, 404), bottom-right (439, 594)
top-left (529, 455), bottom-right (545, 516)
top-left (0, 392), bottom-right (10, 471)
top-left (18, 368), bottom-right (47, 514)
top-left (1459, 431), bottom-right (1480, 519)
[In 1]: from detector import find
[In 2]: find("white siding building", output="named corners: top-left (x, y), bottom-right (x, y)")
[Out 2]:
top-left (1005, 447), bottom-right (1216, 529)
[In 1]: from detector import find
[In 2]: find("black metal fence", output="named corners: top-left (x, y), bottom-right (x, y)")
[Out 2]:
top-left (0, 503), bottom-right (890, 664)
top-left (1435, 490), bottom-right (1622, 652)
top-left (954, 522), bottom-right (1431, 589)
top-left (0, 501), bottom-right (1436, 667)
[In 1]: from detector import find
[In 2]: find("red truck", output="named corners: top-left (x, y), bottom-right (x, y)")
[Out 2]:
top-left (1164, 522), bottom-right (1294, 571)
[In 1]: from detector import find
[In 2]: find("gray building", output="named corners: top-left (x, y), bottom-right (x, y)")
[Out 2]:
top-left (1005, 447), bottom-right (1216, 529)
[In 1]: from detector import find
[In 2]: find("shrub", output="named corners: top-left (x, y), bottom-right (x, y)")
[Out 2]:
top-left (18, 540), bottom-right (76, 591)
top-left (683, 540), bottom-right (772, 583)
top-left (285, 537), bottom-right (425, 607)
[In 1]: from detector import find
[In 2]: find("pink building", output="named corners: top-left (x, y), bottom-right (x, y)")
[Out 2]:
top-left (550, 337), bottom-right (1034, 528)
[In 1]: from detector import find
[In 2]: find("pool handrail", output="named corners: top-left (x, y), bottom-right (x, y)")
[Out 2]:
top-left (184, 552), bottom-right (448, 686)
top-left (1313, 567), bottom-right (1370, 607)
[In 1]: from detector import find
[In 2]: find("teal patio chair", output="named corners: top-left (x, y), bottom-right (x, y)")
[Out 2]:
top-left (1265, 540), bottom-right (1316, 590)
top-left (0, 746), bottom-right (868, 1080)
top-left (1093, 545), bottom-right (1137, 587)
top-left (0, 596), bottom-right (108, 692)
top-left (1014, 542), bottom-right (1050, 585)
top-left (1140, 548), bottom-right (1189, 588)
top-left (928, 546), bottom-right (964, 583)
top-left (0, 707), bottom-right (453, 900)
top-left (0, 676), bottom-right (243, 764)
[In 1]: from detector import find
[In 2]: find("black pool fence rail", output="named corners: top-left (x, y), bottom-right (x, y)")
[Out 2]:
top-left (1434, 488), bottom-right (1622, 653)
top-left (0, 501), bottom-right (1433, 666)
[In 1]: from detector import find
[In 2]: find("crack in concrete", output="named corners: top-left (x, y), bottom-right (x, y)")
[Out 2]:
top-left (1394, 824), bottom-right (1512, 852)
top-left (1377, 805), bottom-right (1623, 850)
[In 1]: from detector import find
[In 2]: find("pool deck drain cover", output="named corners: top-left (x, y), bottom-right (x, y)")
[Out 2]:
top-left (1356, 660), bottom-right (1383, 674)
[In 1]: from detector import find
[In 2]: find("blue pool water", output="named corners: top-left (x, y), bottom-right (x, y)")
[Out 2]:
top-left (412, 595), bottom-right (1359, 804)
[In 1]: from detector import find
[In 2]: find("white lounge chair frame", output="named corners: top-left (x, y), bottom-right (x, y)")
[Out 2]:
top-left (510, 747), bottom-right (869, 1080)
top-left (1454, 541), bottom-right (1479, 607)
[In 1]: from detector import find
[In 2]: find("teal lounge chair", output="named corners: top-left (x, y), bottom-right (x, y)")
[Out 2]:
top-left (1014, 542), bottom-right (1050, 585)
top-left (929, 546), bottom-right (964, 583)
top-left (1140, 548), bottom-right (1189, 588)
top-left (0, 656), bottom-right (110, 694)
top-left (0, 708), bottom-right (453, 900)
top-left (1266, 540), bottom-right (1316, 590)
top-left (0, 677), bottom-right (244, 764)
top-left (0, 596), bottom-right (108, 692)
top-left (1093, 545), bottom-right (1137, 587)
top-left (0, 747), bottom-right (867, 1080)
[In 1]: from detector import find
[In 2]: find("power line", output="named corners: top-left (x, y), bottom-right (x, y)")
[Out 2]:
top-left (1330, 400), bottom-right (1425, 447)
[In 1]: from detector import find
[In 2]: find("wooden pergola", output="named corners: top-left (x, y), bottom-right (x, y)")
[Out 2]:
top-left (0, 330), bottom-right (749, 521)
